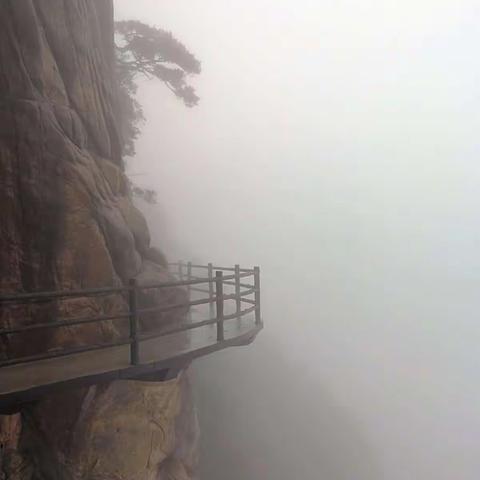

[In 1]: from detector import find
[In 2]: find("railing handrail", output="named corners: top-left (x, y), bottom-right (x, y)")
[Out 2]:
top-left (0, 285), bottom-right (129, 303)
top-left (0, 263), bottom-right (262, 369)
top-left (169, 262), bottom-right (254, 273)
top-left (0, 273), bottom-right (254, 304)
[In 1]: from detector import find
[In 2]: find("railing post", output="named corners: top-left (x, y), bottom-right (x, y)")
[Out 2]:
top-left (215, 271), bottom-right (224, 341)
top-left (208, 262), bottom-right (214, 318)
top-left (187, 261), bottom-right (192, 321)
top-left (178, 260), bottom-right (184, 281)
top-left (235, 264), bottom-right (241, 323)
top-left (128, 278), bottom-right (139, 365)
top-left (254, 266), bottom-right (261, 326)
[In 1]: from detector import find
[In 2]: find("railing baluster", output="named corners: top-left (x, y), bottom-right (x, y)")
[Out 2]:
top-left (128, 278), bottom-right (139, 365)
top-left (187, 261), bottom-right (192, 321)
top-left (254, 266), bottom-right (261, 326)
top-left (215, 271), bottom-right (224, 341)
top-left (235, 264), bottom-right (241, 323)
top-left (208, 262), bottom-right (214, 319)
top-left (178, 260), bottom-right (184, 281)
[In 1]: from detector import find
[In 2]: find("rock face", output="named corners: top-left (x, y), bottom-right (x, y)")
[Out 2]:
top-left (0, 1), bottom-right (198, 478)
top-left (1, 374), bottom-right (199, 480)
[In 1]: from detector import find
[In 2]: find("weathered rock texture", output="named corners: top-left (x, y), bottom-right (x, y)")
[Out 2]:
top-left (1, 374), bottom-right (199, 480)
top-left (0, 1), bottom-right (198, 478)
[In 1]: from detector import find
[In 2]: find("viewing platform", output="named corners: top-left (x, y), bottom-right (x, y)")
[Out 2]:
top-left (0, 263), bottom-right (262, 412)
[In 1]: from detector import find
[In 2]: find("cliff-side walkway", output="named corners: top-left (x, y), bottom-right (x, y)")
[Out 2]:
top-left (0, 264), bottom-right (262, 411)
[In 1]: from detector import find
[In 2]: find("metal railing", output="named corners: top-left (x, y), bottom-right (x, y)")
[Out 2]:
top-left (0, 263), bottom-right (262, 368)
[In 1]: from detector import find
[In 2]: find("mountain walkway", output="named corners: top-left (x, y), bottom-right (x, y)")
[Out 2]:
top-left (0, 263), bottom-right (262, 411)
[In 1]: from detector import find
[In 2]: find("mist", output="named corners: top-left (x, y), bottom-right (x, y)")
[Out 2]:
top-left (115, 1), bottom-right (480, 478)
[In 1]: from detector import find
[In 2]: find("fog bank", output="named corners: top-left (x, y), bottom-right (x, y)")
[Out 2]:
top-left (116, 1), bottom-right (480, 478)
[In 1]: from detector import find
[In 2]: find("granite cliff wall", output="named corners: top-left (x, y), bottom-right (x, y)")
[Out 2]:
top-left (0, 1), bottom-right (198, 478)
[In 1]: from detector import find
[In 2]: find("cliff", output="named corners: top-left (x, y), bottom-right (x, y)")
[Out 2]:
top-left (0, 1), bottom-right (198, 478)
